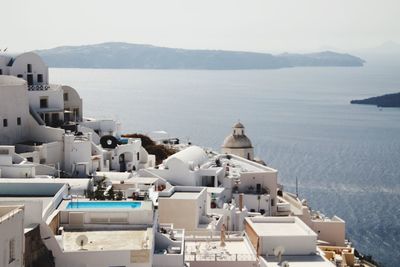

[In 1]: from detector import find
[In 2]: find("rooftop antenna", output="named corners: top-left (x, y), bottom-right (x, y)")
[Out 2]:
top-left (295, 177), bottom-right (299, 198)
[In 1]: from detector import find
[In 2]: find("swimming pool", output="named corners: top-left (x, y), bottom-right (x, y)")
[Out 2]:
top-left (67, 201), bottom-right (142, 209)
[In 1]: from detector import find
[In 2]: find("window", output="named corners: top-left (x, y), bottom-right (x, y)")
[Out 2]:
top-left (3, 119), bottom-right (7, 127)
top-left (17, 74), bottom-right (23, 78)
top-left (137, 152), bottom-right (140, 161)
top-left (40, 97), bottom-right (48, 108)
top-left (9, 239), bottom-right (15, 263)
top-left (0, 69), bottom-right (2, 75)
top-left (17, 117), bottom-right (21, 125)
top-left (37, 74), bottom-right (43, 83)
top-left (27, 64), bottom-right (32, 72)
top-left (63, 93), bottom-right (69, 101)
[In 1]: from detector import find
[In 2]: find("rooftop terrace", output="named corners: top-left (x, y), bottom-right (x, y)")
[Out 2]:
top-left (62, 228), bottom-right (152, 252)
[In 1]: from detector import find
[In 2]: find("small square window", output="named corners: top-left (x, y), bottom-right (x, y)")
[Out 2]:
top-left (3, 119), bottom-right (7, 127)
top-left (37, 74), bottom-right (43, 83)
top-left (40, 98), bottom-right (48, 108)
top-left (17, 74), bottom-right (23, 78)
top-left (17, 117), bottom-right (21, 125)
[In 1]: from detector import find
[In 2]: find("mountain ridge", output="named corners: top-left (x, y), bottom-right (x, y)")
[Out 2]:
top-left (36, 42), bottom-right (365, 69)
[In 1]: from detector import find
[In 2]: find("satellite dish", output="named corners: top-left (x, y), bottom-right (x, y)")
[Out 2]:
top-left (273, 246), bottom-right (285, 262)
top-left (75, 234), bottom-right (88, 250)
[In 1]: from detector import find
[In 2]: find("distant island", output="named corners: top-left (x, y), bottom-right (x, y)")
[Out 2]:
top-left (35, 42), bottom-right (365, 70)
top-left (351, 92), bottom-right (400, 107)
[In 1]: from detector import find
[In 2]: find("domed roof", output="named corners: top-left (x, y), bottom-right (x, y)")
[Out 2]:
top-left (233, 122), bottom-right (244, 128)
top-left (222, 134), bottom-right (253, 149)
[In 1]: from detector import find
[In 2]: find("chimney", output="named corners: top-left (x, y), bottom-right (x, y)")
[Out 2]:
top-left (239, 193), bottom-right (244, 211)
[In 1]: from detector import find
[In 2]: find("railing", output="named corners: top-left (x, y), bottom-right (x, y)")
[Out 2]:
top-left (28, 84), bottom-right (50, 91)
top-left (184, 253), bottom-right (257, 262)
top-left (185, 230), bottom-right (244, 240)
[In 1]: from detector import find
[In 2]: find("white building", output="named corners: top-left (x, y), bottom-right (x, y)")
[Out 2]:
top-left (0, 205), bottom-right (24, 267)
top-left (245, 216), bottom-right (317, 256)
top-left (147, 146), bottom-right (278, 215)
top-left (0, 52), bottom-right (155, 178)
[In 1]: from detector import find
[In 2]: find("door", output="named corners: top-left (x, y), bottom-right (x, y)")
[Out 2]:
top-left (256, 183), bottom-right (261, 194)
top-left (119, 154), bottom-right (126, 172)
top-left (44, 113), bottom-right (50, 125)
top-left (27, 74), bottom-right (34, 85)
top-left (51, 113), bottom-right (60, 127)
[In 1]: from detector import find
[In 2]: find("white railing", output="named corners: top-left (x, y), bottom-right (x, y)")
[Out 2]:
top-left (185, 253), bottom-right (256, 262)
top-left (28, 84), bottom-right (50, 91)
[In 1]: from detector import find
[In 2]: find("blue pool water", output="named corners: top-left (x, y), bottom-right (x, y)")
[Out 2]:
top-left (67, 201), bottom-right (142, 209)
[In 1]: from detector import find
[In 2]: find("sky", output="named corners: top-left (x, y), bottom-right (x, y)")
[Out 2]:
top-left (1, 0), bottom-right (400, 53)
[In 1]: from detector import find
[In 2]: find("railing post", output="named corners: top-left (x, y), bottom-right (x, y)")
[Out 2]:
top-left (236, 254), bottom-right (238, 261)
top-left (215, 254), bottom-right (217, 261)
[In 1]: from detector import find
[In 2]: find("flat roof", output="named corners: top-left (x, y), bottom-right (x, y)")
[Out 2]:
top-left (170, 192), bottom-right (200, 200)
top-left (62, 229), bottom-right (152, 252)
top-left (246, 217), bottom-right (316, 237)
top-left (253, 221), bottom-right (309, 236)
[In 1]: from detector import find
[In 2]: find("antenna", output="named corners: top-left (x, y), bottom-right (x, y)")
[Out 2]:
top-left (273, 246), bottom-right (285, 263)
top-left (295, 177), bottom-right (299, 198)
top-left (75, 235), bottom-right (88, 250)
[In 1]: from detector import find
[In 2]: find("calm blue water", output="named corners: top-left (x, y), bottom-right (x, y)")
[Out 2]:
top-left (51, 58), bottom-right (400, 266)
top-left (67, 201), bottom-right (142, 209)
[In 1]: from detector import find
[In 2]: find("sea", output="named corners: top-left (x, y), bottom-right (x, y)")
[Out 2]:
top-left (50, 57), bottom-right (400, 267)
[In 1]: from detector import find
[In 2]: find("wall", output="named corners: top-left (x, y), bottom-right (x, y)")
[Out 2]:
top-left (311, 216), bottom-right (345, 246)
top-left (62, 86), bottom-right (83, 122)
top-left (28, 117), bottom-right (64, 143)
top-left (0, 165), bottom-right (36, 178)
top-left (55, 249), bottom-right (152, 267)
top-left (0, 78), bottom-right (30, 145)
top-left (233, 193), bottom-right (270, 214)
top-left (80, 119), bottom-right (117, 136)
top-left (63, 134), bottom-right (92, 177)
top-left (221, 147), bottom-right (254, 161)
top-left (237, 171), bottom-right (277, 214)
top-left (0, 206), bottom-right (24, 267)
top-left (0, 200), bottom-right (42, 227)
top-left (158, 198), bottom-right (198, 230)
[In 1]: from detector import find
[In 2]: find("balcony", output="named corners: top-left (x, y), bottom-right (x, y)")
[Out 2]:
top-left (28, 84), bottom-right (50, 91)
